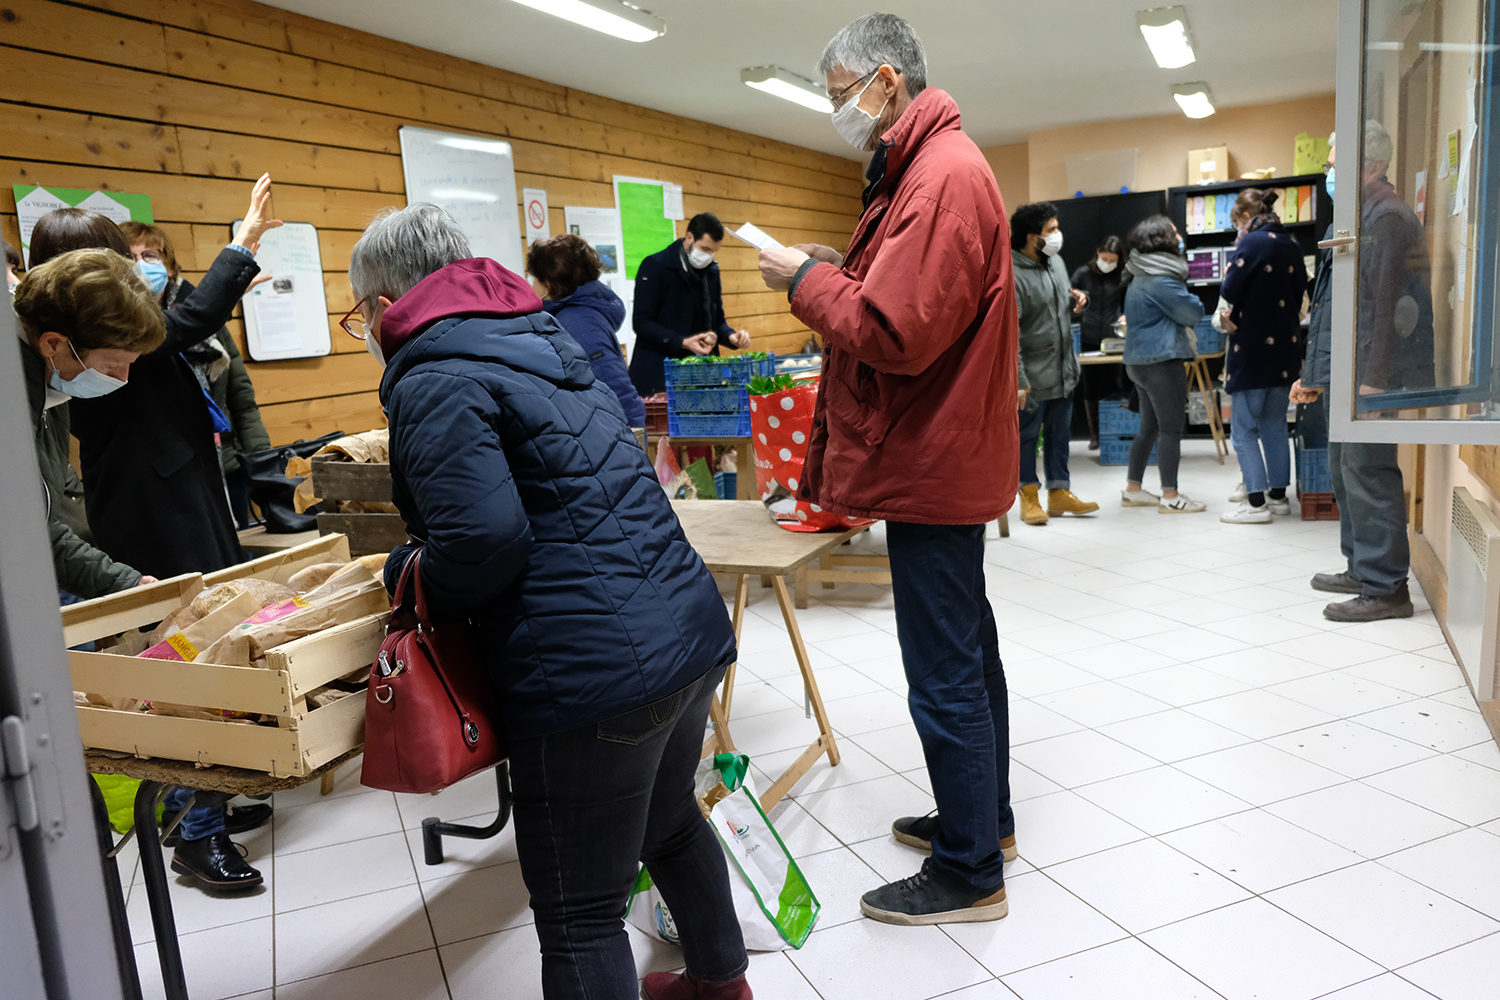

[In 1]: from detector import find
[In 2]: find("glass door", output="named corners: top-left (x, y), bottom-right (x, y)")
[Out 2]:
top-left (1331, 0), bottom-right (1500, 442)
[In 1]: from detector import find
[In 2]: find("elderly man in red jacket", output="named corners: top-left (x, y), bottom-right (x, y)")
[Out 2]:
top-left (759, 12), bottom-right (1019, 928)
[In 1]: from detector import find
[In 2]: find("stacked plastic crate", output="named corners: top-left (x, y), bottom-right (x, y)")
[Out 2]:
top-left (1096, 399), bottom-right (1157, 466)
top-left (663, 354), bottom-right (776, 437)
top-left (1294, 397), bottom-right (1339, 520)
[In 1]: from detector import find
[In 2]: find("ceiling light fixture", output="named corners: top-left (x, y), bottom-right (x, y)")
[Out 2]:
top-left (740, 66), bottom-right (833, 113)
top-left (1137, 6), bottom-right (1196, 69)
top-left (1171, 82), bottom-right (1216, 119)
top-left (508, 0), bottom-right (664, 43)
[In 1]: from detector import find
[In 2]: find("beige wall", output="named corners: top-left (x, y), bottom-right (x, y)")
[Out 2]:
top-left (1022, 95), bottom-right (1336, 202)
top-left (982, 143), bottom-right (1030, 210)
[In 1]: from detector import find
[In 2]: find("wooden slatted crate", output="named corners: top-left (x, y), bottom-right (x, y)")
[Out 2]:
top-left (310, 457), bottom-right (408, 557)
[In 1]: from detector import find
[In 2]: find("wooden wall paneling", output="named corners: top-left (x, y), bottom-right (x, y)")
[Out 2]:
top-left (257, 393), bottom-right (386, 446)
top-left (0, 104), bottom-right (182, 174)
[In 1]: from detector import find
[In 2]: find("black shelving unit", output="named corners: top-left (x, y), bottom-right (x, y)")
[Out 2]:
top-left (1052, 189), bottom-right (1170, 276)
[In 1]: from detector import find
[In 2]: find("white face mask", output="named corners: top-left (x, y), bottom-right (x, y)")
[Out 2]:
top-left (365, 329), bottom-right (385, 367)
top-left (1095, 258), bottom-right (1117, 274)
top-left (830, 73), bottom-right (889, 151)
top-left (48, 340), bottom-right (127, 399)
top-left (1040, 231), bottom-right (1064, 257)
top-left (687, 246), bottom-right (715, 269)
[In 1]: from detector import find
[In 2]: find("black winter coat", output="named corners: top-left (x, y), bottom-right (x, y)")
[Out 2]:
top-left (69, 247), bottom-right (259, 578)
top-left (628, 241), bottom-right (735, 396)
top-left (170, 277), bottom-right (271, 475)
top-left (1070, 263), bottom-right (1125, 351)
top-left (377, 259), bottom-right (736, 739)
top-left (1219, 219), bottom-right (1308, 393)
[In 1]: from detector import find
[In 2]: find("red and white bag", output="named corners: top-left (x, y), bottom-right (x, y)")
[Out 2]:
top-left (749, 379), bottom-right (874, 533)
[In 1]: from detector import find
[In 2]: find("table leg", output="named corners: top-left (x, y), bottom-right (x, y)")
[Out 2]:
top-left (135, 780), bottom-right (188, 1000)
top-left (794, 567), bottom-right (809, 609)
top-left (735, 445), bottom-right (754, 500)
top-left (1192, 359), bottom-right (1227, 464)
top-left (999, 513), bottom-right (1010, 538)
top-left (90, 778), bottom-right (144, 1000)
top-left (755, 576), bottom-right (841, 811)
top-left (720, 574), bottom-right (750, 720)
top-left (820, 553), bottom-right (835, 590)
top-left (320, 766), bottom-right (339, 796)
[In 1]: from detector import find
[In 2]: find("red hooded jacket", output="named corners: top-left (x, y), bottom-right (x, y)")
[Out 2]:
top-left (790, 88), bottom-right (1019, 525)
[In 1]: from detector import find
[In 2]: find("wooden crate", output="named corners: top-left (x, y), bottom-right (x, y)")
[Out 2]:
top-left (60, 535), bottom-right (382, 777)
top-left (310, 457), bottom-right (407, 557)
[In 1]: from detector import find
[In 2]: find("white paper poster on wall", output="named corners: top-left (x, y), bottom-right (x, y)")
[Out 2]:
top-left (399, 126), bottom-right (523, 274)
top-left (230, 220), bottom-right (331, 361)
top-left (523, 187), bottom-right (549, 244)
top-left (565, 205), bottom-right (634, 357)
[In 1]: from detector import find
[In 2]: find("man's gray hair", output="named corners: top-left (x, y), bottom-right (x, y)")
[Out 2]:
top-left (1364, 119), bottom-right (1394, 167)
top-left (817, 13), bottom-right (927, 96)
top-left (350, 203), bottom-right (472, 301)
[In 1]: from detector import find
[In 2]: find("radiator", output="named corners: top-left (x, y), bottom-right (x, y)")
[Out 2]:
top-left (1448, 487), bottom-right (1500, 700)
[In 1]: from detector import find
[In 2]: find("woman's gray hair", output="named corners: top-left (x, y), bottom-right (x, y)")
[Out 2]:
top-left (817, 13), bottom-right (927, 96)
top-left (350, 203), bottom-right (472, 301)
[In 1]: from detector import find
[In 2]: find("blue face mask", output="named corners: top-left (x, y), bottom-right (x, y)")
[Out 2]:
top-left (136, 260), bottom-right (169, 296)
top-left (48, 340), bottom-right (127, 399)
top-left (1178, 240), bottom-right (1186, 253)
top-left (1324, 166), bottom-right (1335, 201)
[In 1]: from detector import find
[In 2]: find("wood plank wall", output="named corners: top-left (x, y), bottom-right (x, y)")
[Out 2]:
top-left (0, 0), bottom-right (865, 445)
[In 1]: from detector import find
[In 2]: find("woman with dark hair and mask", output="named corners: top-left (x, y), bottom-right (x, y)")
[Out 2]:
top-left (1119, 214), bottom-right (1206, 514)
top-left (1070, 235), bottom-right (1127, 449)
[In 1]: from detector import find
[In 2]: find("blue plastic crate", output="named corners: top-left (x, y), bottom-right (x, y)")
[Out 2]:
top-left (1098, 434), bottom-right (1156, 466)
top-left (1097, 399), bottom-right (1141, 436)
top-left (1071, 323), bottom-right (1083, 355)
top-left (663, 353), bottom-right (776, 388)
top-left (1193, 316), bottom-right (1223, 355)
top-left (1295, 442), bottom-right (1332, 494)
top-left (667, 386), bottom-right (748, 414)
top-left (713, 471), bottom-right (737, 500)
top-left (667, 410), bottom-right (752, 438)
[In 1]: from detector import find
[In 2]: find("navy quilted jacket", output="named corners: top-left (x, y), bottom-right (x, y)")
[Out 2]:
top-left (1218, 219), bottom-right (1308, 393)
top-left (377, 259), bottom-right (736, 740)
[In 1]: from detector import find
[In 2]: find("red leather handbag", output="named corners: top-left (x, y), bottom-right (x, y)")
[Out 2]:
top-left (360, 550), bottom-right (506, 794)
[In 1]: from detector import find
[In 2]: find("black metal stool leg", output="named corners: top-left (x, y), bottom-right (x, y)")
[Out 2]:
top-left (89, 778), bottom-right (143, 1000)
top-left (135, 780), bottom-right (189, 1000)
top-left (421, 762), bottom-right (512, 866)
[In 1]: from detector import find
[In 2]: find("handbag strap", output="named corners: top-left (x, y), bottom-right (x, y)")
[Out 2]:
top-left (389, 549), bottom-right (420, 621)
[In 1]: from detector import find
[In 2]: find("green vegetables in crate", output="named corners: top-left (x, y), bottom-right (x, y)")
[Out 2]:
top-left (676, 351), bottom-right (770, 365)
top-left (746, 373), bottom-right (798, 396)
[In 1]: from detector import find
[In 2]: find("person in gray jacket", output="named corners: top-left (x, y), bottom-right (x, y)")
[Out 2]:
top-left (1010, 202), bottom-right (1098, 526)
top-left (1290, 126), bottom-right (1417, 622)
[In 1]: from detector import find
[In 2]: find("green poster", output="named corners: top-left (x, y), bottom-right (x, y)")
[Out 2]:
top-left (617, 180), bottom-right (677, 280)
top-left (12, 185), bottom-right (154, 266)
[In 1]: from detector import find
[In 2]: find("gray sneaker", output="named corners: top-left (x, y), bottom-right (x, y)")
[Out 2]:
top-left (1324, 585), bottom-right (1414, 622)
top-left (892, 811), bottom-right (1018, 862)
top-left (1311, 570), bottom-right (1363, 594)
top-left (860, 858), bottom-right (1008, 926)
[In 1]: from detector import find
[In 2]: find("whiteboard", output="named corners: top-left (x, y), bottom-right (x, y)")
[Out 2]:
top-left (399, 126), bottom-right (524, 274)
top-left (230, 220), bottom-right (331, 361)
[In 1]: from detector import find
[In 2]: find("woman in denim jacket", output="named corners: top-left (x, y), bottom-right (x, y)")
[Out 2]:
top-left (1119, 215), bottom-right (1207, 513)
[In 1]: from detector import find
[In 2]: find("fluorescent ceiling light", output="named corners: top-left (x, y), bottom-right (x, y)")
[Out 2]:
top-left (740, 66), bottom-right (833, 113)
top-left (437, 136), bottom-right (513, 155)
top-left (508, 0), bottom-right (664, 42)
top-left (1137, 6), bottom-right (1195, 69)
top-left (1172, 82), bottom-right (1215, 119)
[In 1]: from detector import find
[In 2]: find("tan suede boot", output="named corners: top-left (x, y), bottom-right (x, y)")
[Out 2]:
top-left (1047, 489), bottom-right (1100, 516)
top-left (1020, 484), bottom-right (1048, 525)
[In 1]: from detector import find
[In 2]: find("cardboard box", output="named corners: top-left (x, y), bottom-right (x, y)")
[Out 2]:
top-left (1188, 145), bottom-right (1229, 183)
top-left (61, 534), bottom-right (381, 777)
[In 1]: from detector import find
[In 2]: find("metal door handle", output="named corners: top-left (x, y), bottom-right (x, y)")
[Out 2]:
top-left (1317, 237), bottom-right (1357, 248)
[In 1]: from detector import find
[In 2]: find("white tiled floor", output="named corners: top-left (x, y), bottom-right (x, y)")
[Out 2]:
top-left (123, 440), bottom-right (1500, 999)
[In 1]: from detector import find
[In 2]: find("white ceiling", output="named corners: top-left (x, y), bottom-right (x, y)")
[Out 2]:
top-left (269, 0), bottom-right (1338, 160)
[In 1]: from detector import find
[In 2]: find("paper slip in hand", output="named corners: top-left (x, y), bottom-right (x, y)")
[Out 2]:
top-left (727, 222), bottom-right (784, 251)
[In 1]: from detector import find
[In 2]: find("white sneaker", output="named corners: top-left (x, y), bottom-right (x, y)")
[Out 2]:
top-left (1158, 494), bottom-right (1208, 513)
top-left (1229, 482), bottom-right (1248, 503)
top-left (1268, 497), bottom-right (1292, 516)
top-left (1221, 501), bottom-right (1273, 524)
top-left (1121, 489), bottom-right (1160, 507)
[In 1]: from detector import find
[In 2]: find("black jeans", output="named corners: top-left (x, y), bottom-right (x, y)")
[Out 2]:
top-left (1125, 360), bottom-right (1189, 489)
top-left (886, 522), bottom-right (1012, 890)
top-left (509, 663), bottom-right (746, 999)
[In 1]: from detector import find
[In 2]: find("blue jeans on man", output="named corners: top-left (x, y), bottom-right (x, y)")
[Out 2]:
top-left (1329, 441), bottom-right (1410, 597)
top-left (1230, 386), bottom-right (1292, 492)
top-left (162, 788), bottom-right (226, 841)
top-left (886, 522), bottom-right (1012, 891)
top-left (1018, 396), bottom-right (1073, 490)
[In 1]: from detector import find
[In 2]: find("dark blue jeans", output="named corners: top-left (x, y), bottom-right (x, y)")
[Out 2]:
top-left (1329, 441), bottom-right (1410, 597)
top-left (161, 788), bottom-right (225, 841)
top-left (1018, 396), bottom-right (1074, 490)
top-left (887, 522), bottom-right (1012, 890)
top-left (509, 663), bottom-right (745, 1000)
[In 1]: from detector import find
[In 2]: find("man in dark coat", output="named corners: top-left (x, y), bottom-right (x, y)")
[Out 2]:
top-left (627, 211), bottom-right (751, 397)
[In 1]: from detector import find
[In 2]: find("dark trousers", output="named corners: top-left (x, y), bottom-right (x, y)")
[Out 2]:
top-left (1018, 396), bottom-right (1074, 490)
top-left (161, 788), bottom-right (227, 840)
top-left (509, 664), bottom-right (746, 1000)
top-left (225, 468), bottom-right (251, 530)
top-left (886, 522), bottom-right (1012, 890)
top-left (1126, 361), bottom-right (1189, 489)
top-left (1329, 441), bottom-right (1410, 597)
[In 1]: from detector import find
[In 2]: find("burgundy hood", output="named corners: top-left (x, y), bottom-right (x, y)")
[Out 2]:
top-left (377, 258), bottom-right (544, 359)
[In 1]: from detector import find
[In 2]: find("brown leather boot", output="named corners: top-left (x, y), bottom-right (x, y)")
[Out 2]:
top-left (641, 970), bottom-right (752, 1000)
top-left (1047, 489), bottom-right (1100, 516)
top-left (1019, 484), bottom-right (1048, 525)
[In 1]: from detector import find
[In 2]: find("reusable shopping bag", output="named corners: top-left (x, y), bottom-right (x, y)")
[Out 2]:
top-left (747, 379), bottom-right (873, 532)
top-left (627, 753), bottom-right (820, 951)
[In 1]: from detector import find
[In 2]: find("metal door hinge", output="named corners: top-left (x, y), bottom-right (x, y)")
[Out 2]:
top-left (2, 715), bottom-right (40, 833)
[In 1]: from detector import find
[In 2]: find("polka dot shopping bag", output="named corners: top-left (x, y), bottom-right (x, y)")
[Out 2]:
top-left (748, 378), bottom-right (874, 532)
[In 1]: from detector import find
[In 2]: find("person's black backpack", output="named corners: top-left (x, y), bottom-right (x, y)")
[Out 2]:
top-left (241, 431), bottom-right (344, 533)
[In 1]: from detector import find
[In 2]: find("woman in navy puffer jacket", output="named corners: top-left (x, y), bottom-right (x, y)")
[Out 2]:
top-left (528, 233), bottom-right (647, 428)
top-left (349, 205), bottom-right (746, 1000)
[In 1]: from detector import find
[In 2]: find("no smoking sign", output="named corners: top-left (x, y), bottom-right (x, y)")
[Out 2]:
top-left (522, 187), bottom-right (549, 243)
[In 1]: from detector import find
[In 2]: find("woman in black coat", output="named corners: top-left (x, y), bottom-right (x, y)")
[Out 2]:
top-left (31, 175), bottom-right (281, 578)
top-left (1070, 236), bottom-right (1127, 448)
